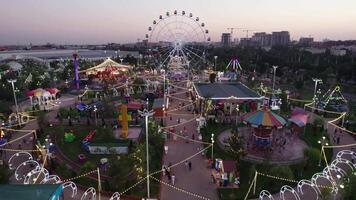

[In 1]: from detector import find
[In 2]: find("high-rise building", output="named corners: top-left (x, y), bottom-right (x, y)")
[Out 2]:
top-left (221, 33), bottom-right (231, 46)
top-left (271, 31), bottom-right (290, 46)
top-left (251, 32), bottom-right (272, 47)
top-left (299, 37), bottom-right (314, 47)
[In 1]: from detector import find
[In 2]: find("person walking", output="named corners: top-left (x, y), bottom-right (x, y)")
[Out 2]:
top-left (171, 174), bottom-right (176, 185)
top-left (188, 161), bottom-right (192, 171)
top-left (185, 160), bottom-right (188, 170)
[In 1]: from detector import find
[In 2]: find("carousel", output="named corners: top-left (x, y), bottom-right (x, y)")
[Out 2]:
top-left (242, 109), bottom-right (287, 147)
top-left (26, 88), bottom-right (60, 106)
top-left (80, 58), bottom-right (132, 82)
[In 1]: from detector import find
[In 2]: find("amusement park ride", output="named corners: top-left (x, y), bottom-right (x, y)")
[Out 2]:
top-left (145, 10), bottom-right (210, 72)
top-left (316, 86), bottom-right (348, 111)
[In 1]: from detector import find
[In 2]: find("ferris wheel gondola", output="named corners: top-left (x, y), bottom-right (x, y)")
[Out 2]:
top-left (145, 10), bottom-right (210, 71)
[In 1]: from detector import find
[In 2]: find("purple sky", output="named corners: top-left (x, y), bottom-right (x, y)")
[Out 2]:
top-left (1, 0), bottom-right (356, 45)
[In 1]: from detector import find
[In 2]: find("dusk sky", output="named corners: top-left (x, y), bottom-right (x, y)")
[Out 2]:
top-left (1, 0), bottom-right (356, 45)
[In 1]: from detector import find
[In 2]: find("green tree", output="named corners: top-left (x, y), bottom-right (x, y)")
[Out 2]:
top-left (209, 73), bottom-right (216, 83)
top-left (80, 161), bottom-right (96, 174)
top-left (342, 172), bottom-right (356, 200)
top-left (0, 165), bottom-right (10, 184)
top-left (303, 147), bottom-right (321, 165)
top-left (227, 133), bottom-right (246, 161)
top-left (280, 91), bottom-right (290, 113)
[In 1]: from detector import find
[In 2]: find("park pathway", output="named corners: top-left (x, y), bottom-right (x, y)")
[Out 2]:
top-left (159, 79), bottom-right (218, 200)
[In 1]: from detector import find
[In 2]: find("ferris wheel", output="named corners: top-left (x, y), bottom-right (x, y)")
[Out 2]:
top-left (145, 10), bottom-right (210, 70)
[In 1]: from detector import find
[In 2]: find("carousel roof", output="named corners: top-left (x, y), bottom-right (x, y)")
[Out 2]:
top-left (80, 58), bottom-right (132, 75)
top-left (289, 107), bottom-right (308, 127)
top-left (193, 82), bottom-right (262, 100)
top-left (242, 109), bottom-right (287, 128)
top-left (27, 88), bottom-right (59, 97)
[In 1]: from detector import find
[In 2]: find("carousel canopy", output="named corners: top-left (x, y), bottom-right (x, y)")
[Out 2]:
top-left (289, 107), bottom-right (308, 127)
top-left (193, 82), bottom-right (262, 100)
top-left (80, 58), bottom-right (132, 75)
top-left (27, 88), bottom-right (58, 97)
top-left (242, 109), bottom-right (287, 128)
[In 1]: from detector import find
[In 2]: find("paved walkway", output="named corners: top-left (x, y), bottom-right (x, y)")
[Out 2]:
top-left (160, 80), bottom-right (218, 200)
top-left (217, 128), bottom-right (307, 164)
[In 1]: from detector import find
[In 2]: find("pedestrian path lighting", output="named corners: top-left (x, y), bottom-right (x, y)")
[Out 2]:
top-left (8, 79), bottom-right (21, 125)
top-left (138, 107), bottom-right (155, 198)
top-left (211, 133), bottom-right (215, 162)
top-left (235, 105), bottom-right (240, 125)
top-left (214, 56), bottom-right (218, 71)
top-left (93, 105), bottom-right (98, 126)
top-left (272, 66), bottom-right (278, 93)
top-left (318, 136), bottom-right (329, 166)
top-left (312, 78), bottom-right (323, 108)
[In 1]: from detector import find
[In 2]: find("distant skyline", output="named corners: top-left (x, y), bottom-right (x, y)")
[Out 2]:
top-left (1, 0), bottom-right (356, 45)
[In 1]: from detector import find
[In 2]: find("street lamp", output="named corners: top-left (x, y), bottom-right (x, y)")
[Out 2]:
top-left (138, 105), bottom-right (155, 198)
top-left (272, 66), bottom-right (278, 94)
top-left (8, 79), bottom-right (20, 125)
top-left (162, 69), bottom-right (166, 108)
top-left (211, 133), bottom-right (215, 162)
top-left (214, 56), bottom-right (218, 71)
top-left (93, 105), bottom-right (98, 126)
top-left (318, 136), bottom-right (329, 166)
top-left (235, 104), bottom-right (240, 125)
top-left (312, 78), bottom-right (323, 108)
top-left (187, 60), bottom-right (190, 81)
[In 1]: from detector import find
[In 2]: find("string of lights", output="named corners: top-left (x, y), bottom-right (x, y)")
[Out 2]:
top-left (165, 101), bottom-right (196, 113)
top-left (166, 94), bottom-right (192, 102)
top-left (1, 130), bottom-right (35, 146)
top-left (150, 176), bottom-right (211, 200)
top-left (62, 169), bottom-right (98, 182)
top-left (0, 147), bottom-right (41, 152)
top-left (119, 176), bottom-right (147, 195)
top-left (163, 115), bottom-right (200, 129)
top-left (288, 97), bottom-right (313, 103)
top-left (34, 151), bottom-right (48, 184)
top-left (162, 129), bottom-right (212, 145)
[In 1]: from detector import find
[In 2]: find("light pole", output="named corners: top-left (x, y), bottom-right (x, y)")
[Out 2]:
top-left (214, 56), bottom-right (218, 71)
top-left (187, 60), bottom-right (190, 81)
top-left (162, 69), bottom-right (166, 108)
top-left (235, 104), bottom-right (240, 126)
top-left (318, 136), bottom-right (329, 166)
top-left (312, 78), bottom-right (322, 108)
top-left (211, 133), bottom-right (215, 162)
top-left (93, 105), bottom-right (98, 126)
top-left (138, 106), bottom-right (155, 198)
top-left (272, 66), bottom-right (278, 94)
top-left (8, 79), bottom-right (20, 125)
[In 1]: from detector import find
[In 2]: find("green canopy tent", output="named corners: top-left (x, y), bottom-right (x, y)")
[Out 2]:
top-left (0, 184), bottom-right (63, 200)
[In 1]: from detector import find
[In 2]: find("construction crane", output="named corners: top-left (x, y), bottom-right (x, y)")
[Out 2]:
top-left (242, 29), bottom-right (258, 38)
top-left (227, 27), bottom-right (244, 35)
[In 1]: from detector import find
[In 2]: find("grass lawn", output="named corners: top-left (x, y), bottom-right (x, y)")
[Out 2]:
top-left (44, 123), bottom-right (163, 197)
top-left (44, 124), bottom-right (121, 164)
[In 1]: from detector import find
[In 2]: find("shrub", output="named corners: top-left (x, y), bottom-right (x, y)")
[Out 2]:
top-left (304, 147), bottom-right (321, 164)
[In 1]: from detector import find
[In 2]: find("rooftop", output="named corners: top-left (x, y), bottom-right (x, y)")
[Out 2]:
top-left (193, 82), bottom-right (262, 100)
top-left (0, 184), bottom-right (62, 200)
